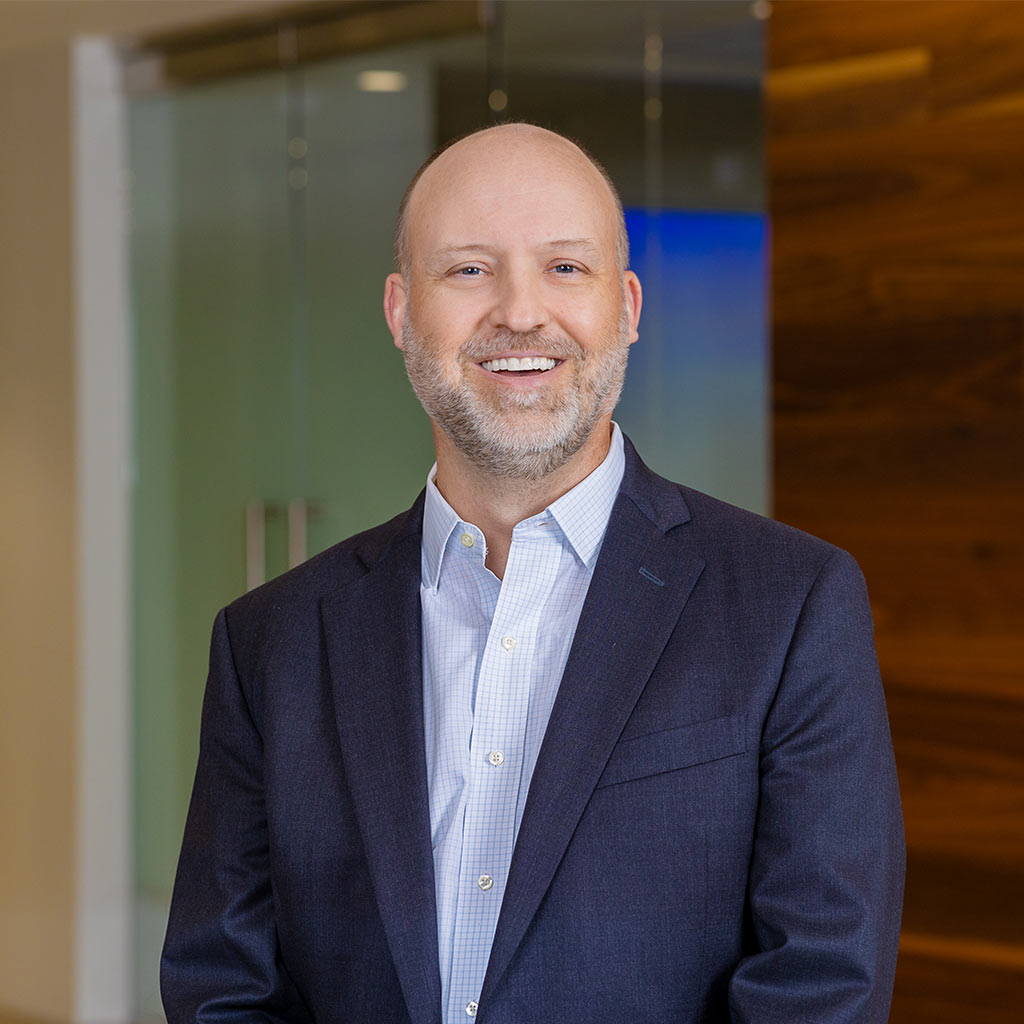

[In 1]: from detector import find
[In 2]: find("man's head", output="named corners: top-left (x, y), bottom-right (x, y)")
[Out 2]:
top-left (393, 128), bottom-right (631, 279)
top-left (383, 123), bottom-right (642, 480)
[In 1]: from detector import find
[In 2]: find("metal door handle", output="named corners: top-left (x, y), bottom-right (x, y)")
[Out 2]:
top-left (287, 498), bottom-right (308, 569)
top-left (245, 500), bottom-right (266, 591)
top-left (247, 499), bottom-right (318, 586)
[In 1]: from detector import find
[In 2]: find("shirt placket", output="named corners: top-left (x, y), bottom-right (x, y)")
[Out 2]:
top-left (445, 528), bottom-right (561, 1023)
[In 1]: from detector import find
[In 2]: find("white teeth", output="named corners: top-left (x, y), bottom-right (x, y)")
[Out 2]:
top-left (481, 356), bottom-right (558, 372)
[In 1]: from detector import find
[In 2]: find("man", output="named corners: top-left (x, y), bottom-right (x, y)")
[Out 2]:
top-left (162, 124), bottom-right (904, 1023)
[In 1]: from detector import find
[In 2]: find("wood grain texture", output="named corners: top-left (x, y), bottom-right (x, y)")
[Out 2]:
top-left (769, 1), bottom-right (1024, 1016)
top-left (892, 946), bottom-right (1024, 1024)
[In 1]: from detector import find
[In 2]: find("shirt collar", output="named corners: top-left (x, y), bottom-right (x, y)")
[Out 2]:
top-left (421, 423), bottom-right (625, 590)
top-left (421, 470), bottom-right (462, 591)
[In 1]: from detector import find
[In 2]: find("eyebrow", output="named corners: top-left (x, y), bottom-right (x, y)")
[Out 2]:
top-left (541, 238), bottom-right (602, 257)
top-left (429, 244), bottom-right (493, 262)
top-left (428, 238), bottom-right (604, 264)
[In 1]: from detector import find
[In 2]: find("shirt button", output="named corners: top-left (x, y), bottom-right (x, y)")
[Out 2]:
top-left (466, 1001), bottom-right (478, 1017)
top-left (460, 532), bottom-right (474, 548)
top-left (487, 750), bottom-right (504, 767)
top-left (501, 635), bottom-right (516, 651)
top-left (477, 874), bottom-right (494, 891)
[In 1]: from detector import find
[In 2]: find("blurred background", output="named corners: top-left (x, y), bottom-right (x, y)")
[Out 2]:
top-left (0, 1), bottom-right (1020, 1022)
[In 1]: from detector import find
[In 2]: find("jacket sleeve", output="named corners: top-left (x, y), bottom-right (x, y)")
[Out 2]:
top-left (728, 549), bottom-right (905, 1023)
top-left (161, 607), bottom-right (314, 1024)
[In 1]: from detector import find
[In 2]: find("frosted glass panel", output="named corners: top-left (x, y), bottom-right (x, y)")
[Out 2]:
top-left (129, 6), bottom-right (762, 1017)
top-left (129, 39), bottom-right (480, 1017)
top-left (131, 73), bottom-right (293, 1018)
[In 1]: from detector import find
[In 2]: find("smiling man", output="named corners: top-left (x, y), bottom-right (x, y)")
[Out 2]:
top-left (162, 124), bottom-right (905, 1024)
top-left (385, 126), bottom-right (641, 578)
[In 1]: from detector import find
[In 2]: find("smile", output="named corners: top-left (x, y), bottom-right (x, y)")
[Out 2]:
top-left (480, 356), bottom-right (559, 373)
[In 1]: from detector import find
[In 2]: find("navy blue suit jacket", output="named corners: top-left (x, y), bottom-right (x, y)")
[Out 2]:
top-left (162, 438), bottom-right (904, 1023)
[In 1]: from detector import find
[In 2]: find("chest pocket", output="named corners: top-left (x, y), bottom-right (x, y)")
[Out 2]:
top-left (596, 712), bottom-right (747, 789)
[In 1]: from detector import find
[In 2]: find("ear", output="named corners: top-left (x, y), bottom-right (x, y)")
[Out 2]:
top-left (383, 273), bottom-right (408, 349)
top-left (622, 270), bottom-right (643, 344)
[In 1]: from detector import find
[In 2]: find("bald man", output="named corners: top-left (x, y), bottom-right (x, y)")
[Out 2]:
top-left (162, 125), bottom-right (904, 1024)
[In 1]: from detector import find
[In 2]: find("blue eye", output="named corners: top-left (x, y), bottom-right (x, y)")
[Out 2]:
top-left (456, 266), bottom-right (483, 276)
top-left (552, 264), bottom-right (579, 274)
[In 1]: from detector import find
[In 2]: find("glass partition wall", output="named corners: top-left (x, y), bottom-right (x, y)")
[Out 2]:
top-left (129, 3), bottom-right (765, 1016)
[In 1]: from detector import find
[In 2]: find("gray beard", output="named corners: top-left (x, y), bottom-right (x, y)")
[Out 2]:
top-left (401, 314), bottom-right (630, 481)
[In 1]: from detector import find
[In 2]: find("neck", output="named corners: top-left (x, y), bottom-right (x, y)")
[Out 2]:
top-left (432, 421), bottom-right (613, 579)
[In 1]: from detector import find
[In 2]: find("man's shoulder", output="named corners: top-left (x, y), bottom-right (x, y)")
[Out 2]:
top-left (679, 484), bottom-right (839, 564)
top-left (622, 440), bottom-right (849, 581)
top-left (620, 445), bottom-right (868, 623)
top-left (631, 469), bottom-right (869, 633)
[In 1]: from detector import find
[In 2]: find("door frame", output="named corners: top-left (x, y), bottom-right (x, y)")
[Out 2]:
top-left (73, 35), bottom-right (133, 1024)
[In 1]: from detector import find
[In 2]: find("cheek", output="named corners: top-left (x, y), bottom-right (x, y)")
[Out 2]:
top-left (557, 294), bottom-right (624, 345)
top-left (414, 287), bottom-right (489, 338)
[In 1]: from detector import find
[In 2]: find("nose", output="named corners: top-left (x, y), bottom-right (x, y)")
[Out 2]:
top-left (488, 264), bottom-right (547, 334)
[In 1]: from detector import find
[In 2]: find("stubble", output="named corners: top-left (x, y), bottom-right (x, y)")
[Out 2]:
top-left (401, 313), bottom-right (631, 480)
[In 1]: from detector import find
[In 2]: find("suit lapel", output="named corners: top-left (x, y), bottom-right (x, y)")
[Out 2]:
top-left (480, 444), bottom-right (706, 1003)
top-left (321, 502), bottom-right (442, 1024)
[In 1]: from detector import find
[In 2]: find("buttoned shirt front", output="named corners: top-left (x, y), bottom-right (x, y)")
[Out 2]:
top-left (420, 424), bottom-right (625, 1024)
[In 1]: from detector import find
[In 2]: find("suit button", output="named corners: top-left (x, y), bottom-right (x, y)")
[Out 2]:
top-left (466, 1001), bottom-right (478, 1016)
top-left (477, 874), bottom-right (494, 891)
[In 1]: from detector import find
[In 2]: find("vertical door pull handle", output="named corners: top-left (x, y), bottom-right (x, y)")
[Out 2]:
top-left (287, 498), bottom-right (308, 570)
top-left (245, 500), bottom-right (266, 592)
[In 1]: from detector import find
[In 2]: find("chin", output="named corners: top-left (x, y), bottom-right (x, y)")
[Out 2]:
top-left (452, 404), bottom-right (600, 481)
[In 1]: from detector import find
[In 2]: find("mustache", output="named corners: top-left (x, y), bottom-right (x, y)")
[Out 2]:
top-left (459, 329), bottom-right (583, 363)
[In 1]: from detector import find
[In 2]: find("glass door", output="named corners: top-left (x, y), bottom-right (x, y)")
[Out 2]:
top-left (131, 72), bottom-right (295, 1017)
top-left (128, 5), bottom-right (763, 1015)
top-left (129, 36), bottom-right (481, 1016)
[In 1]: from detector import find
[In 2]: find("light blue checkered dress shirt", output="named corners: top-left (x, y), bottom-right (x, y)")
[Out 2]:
top-left (420, 424), bottom-right (625, 1023)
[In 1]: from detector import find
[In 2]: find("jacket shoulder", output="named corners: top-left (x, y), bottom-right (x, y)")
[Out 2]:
top-left (680, 485), bottom-right (842, 568)
top-left (620, 434), bottom-right (850, 581)
top-left (686, 487), bottom-right (869, 604)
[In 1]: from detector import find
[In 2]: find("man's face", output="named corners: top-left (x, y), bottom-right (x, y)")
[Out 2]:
top-left (384, 127), bottom-right (641, 480)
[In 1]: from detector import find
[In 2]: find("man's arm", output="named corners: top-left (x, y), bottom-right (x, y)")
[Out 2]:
top-left (161, 607), bottom-right (313, 1024)
top-left (728, 548), bottom-right (905, 1023)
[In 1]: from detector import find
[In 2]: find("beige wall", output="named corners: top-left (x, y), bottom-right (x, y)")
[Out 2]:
top-left (0, 40), bottom-right (77, 1022)
top-left (0, 4), bottom-right (294, 1019)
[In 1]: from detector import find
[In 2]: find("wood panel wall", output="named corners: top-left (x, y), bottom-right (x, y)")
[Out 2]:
top-left (768, 2), bottom-right (1024, 1019)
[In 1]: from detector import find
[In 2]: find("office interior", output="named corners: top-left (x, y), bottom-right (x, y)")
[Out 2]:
top-left (0, 1), bottom-right (1021, 1022)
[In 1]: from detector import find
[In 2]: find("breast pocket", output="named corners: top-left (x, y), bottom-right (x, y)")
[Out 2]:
top-left (596, 712), bottom-right (747, 789)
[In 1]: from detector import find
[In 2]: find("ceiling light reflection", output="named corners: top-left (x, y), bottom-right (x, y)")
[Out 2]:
top-left (356, 70), bottom-right (408, 93)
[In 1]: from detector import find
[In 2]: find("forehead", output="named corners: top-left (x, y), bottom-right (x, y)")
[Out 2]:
top-left (407, 130), bottom-right (618, 262)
